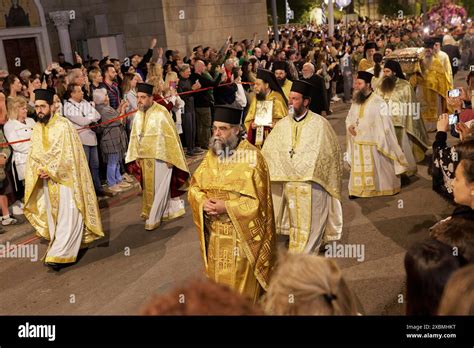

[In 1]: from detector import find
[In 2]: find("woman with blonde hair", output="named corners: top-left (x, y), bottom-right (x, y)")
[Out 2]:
top-left (164, 71), bottom-right (185, 134)
top-left (146, 62), bottom-right (163, 83)
top-left (4, 96), bottom-right (35, 196)
top-left (263, 254), bottom-right (360, 315)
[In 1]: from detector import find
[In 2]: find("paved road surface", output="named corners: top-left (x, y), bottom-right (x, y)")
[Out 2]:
top-left (2, 72), bottom-right (466, 315)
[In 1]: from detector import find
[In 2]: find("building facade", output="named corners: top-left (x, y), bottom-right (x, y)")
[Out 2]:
top-left (0, 0), bottom-right (268, 75)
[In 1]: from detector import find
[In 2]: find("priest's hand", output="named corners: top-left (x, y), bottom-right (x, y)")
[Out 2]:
top-left (204, 199), bottom-right (227, 215)
top-left (348, 125), bottom-right (357, 136)
top-left (251, 121), bottom-right (256, 129)
top-left (437, 113), bottom-right (449, 132)
top-left (38, 169), bottom-right (49, 180)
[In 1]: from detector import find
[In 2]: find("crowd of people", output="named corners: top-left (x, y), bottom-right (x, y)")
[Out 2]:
top-left (0, 10), bottom-right (474, 316)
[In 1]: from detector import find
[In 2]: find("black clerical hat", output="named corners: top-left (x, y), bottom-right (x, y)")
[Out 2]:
top-left (256, 68), bottom-right (288, 105)
top-left (356, 71), bottom-right (374, 84)
top-left (137, 83), bottom-right (154, 95)
top-left (214, 105), bottom-right (242, 125)
top-left (272, 61), bottom-right (288, 73)
top-left (34, 89), bottom-right (54, 104)
top-left (424, 39), bottom-right (436, 49)
top-left (364, 41), bottom-right (377, 51)
top-left (290, 80), bottom-right (312, 98)
top-left (384, 60), bottom-right (407, 80)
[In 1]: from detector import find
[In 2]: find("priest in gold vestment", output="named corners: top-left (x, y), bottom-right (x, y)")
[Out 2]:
top-left (346, 72), bottom-right (409, 198)
top-left (419, 39), bottom-right (452, 132)
top-left (24, 89), bottom-right (104, 271)
top-left (262, 80), bottom-right (343, 254)
top-left (244, 69), bottom-right (287, 147)
top-left (126, 83), bottom-right (190, 231)
top-left (375, 60), bottom-right (429, 176)
top-left (272, 61), bottom-right (293, 100)
top-left (188, 106), bottom-right (276, 302)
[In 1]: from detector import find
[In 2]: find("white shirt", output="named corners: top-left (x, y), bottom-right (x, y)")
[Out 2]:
top-left (63, 98), bottom-right (101, 146)
top-left (4, 117), bottom-right (36, 181)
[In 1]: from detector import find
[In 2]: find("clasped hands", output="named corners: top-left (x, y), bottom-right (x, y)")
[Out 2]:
top-left (38, 168), bottom-right (49, 180)
top-left (204, 198), bottom-right (227, 216)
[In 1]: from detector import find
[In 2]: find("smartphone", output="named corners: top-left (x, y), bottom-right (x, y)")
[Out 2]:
top-left (448, 88), bottom-right (461, 98)
top-left (470, 65), bottom-right (474, 72)
top-left (448, 113), bottom-right (459, 125)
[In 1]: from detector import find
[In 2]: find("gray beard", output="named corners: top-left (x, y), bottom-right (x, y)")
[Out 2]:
top-left (352, 89), bottom-right (371, 105)
top-left (209, 133), bottom-right (239, 157)
top-left (380, 75), bottom-right (397, 94)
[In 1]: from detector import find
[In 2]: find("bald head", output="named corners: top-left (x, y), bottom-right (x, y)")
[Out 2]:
top-left (194, 60), bottom-right (206, 74)
top-left (302, 63), bottom-right (315, 79)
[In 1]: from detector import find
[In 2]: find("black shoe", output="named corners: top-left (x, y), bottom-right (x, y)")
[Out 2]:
top-left (45, 262), bottom-right (62, 272)
top-left (348, 195), bottom-right (358, 200)
top-left (186, 151), bottom-right (195, 157)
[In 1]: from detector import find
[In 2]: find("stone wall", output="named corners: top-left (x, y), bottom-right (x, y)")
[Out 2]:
top-left (39, 0), bottom-right (268, 60)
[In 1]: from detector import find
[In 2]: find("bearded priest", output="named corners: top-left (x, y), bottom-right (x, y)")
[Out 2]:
top-left (346, 71), bottom-right (409, 198)
top-left (262, 80), bottom-right (343, 254)
top-left (126, 83), bottom-right (190, 231)
top-left (188, 105), bottom-right (276, 302)
top-left (24, 89), bottom-right (104, 271)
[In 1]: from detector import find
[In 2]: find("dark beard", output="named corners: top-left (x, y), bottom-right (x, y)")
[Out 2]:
top-left (379, 75), bottom-right (397, 94)
top-left (277, 78), bottom-right (286, 87)
top-left (138, 103), bottom-right (151, 112)
top-left (256, 92), bottom-right (266, 101)
top-left (37, 112), bottom-right (51, 124)
top-left (352, 90), bottom-right (370, 105)
top-left (209, 133), bottom-right (239, 157)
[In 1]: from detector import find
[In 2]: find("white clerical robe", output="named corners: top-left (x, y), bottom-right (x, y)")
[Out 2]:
top-left (143, 160), bottom-right (185, 230)
top-left (346, 93), bottom-right (409, 197)
top-left (43, 181), bottom-right (84, 263)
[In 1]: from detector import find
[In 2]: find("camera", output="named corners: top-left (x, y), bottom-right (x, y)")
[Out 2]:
top-left (448, 113), bottom-right (459, 125)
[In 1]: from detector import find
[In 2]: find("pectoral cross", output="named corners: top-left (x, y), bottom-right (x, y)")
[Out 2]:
top-left (289, 148), bottom-right (296, 158)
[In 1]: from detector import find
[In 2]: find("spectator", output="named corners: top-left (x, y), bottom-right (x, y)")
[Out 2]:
top-left (164, 72), bottom-right (185, 135)
top-left (431, 114), bottom-right (474, 201)
top-left (0, 126), bottom-right (17, 227)
top-left (404, 239), bottom-right (462, 316)
top-left (121, 72), bottom-right (140, 136)
top-left (301, 62), bottom-right (329, 115)
top-left (57, 52), bottom-right (73, 69)
top-left (178, 64), bottom-right (202, 156)
top-left (67, 68), bottom-right (90, 101)
top-left (129, 38), bottom-right (157, 80)
top-left (88, 68), bottom-right (103, 97)
top-left (93, 88), bottom-right (131, 194)
top-left (263, 254), bottom-right (360, 315)
top-left (442, 35), bottom-right (461, 78)
top-left (141, 278), bottom-right (263, 315)
top-left (438, 264), bottom-right (474, 315)
top-left (4, 96), bottom-right (35, 198)
top-left (101, 64), bottom-right (121, 110)
top-left (191, 60), bottom-right (223, 149)
top-left (63, 83), bottom-right (103, 196)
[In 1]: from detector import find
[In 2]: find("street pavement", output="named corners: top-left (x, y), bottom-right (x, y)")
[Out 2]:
top-left (0, 72), bottom-right (467, 315)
